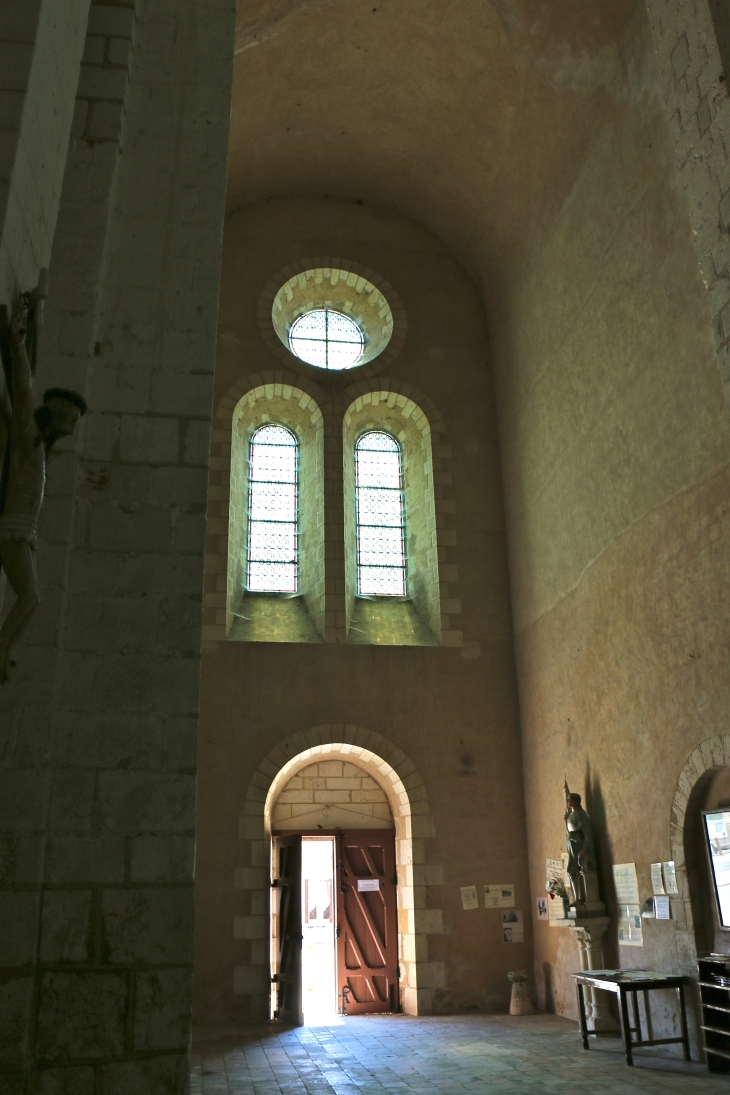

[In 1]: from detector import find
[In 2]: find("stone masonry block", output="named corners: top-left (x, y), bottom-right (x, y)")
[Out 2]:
top-left (132, 968), bottom-right (192, 1051)
top-left (39, 891), bottom-right (92, 963)
top-left (36, 973), bottom-right (127, 1060)
top-left (0, 42), bottom-right (33, 91)
top-left (102, 1054), bottom-right (189, 1095)
top-left (48, 770), bottom-right (96, 832)
top-left (233, 966), bottom-right (269, 994)
top-left (130, 835), bottom-right (195, 883)
top-left (87, 5), bottom-right (135, 38)
top-left (0, 976), bottom-right (34, 1065)
top-left (0, 892), bottom-right (40, 966)
top-left (235, 867), bottom-right (268, 889)
top-left (119, 415), bottom-right (180, 464)
top-left (45, 836), bottom-right (125, 885)
top-left (107, 37), bottom-right (132, 66)
top-left (28, 1067), bottom-right (95, 1094)
top-left (93, 654), bottom-right (201, 717)
top-left (98, 771), bottom-right (196, 834)
top-left (101, 888), bottom-right (193, 964)
top-left (77, 64), bottom-right (128, 100)
top-left (233, 916), bottom-right (267, 939)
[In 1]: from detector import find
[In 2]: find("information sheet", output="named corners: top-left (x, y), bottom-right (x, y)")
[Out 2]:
top-left (502, 910), bottom-right (524, 942)
top-left (662, 861), bottom-right (679, 895)
top-left (654, 895), bottom-right (671, 920)
top-left (484, 884), bottom-right (515, 908)
top-left (460, 885), bottom-right (479, 910)
top-left (613, 862), bottom-right (640, 904)
top-left (650, 862), bottom-right (665, 895)
top-left (618, 903), bottom-right (643, 946)
top-left (536, 896), bottom-right (548, 921)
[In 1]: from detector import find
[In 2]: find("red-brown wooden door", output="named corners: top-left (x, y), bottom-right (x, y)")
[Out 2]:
top-left (336, 829), bottom-right (399, 1014)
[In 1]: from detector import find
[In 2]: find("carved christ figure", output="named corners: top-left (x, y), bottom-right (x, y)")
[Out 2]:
top-left (0, 297), bottom-right (86, 682)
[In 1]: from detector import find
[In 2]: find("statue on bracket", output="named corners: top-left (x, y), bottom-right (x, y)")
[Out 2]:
top-left (564, 779), bottom-right (606, 917)
top-left (0, 294), bottom-right (87, 683)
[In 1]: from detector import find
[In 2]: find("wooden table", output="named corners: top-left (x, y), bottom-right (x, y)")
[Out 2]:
top-left (572, 969), bottom-right (691, 1066)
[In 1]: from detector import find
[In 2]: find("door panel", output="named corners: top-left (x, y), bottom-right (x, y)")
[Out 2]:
top-left (336, 829), bottom-right (398, 1014)
top-left (272, 834), bottom-right (302, 1024)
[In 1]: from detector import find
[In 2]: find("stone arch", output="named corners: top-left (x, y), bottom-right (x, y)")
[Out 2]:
top-left (669, 734), bottom-right (730, 971)
top-left (234, 725), bottom-right (444, 1020)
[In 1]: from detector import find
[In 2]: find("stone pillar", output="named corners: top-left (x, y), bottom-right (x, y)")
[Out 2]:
top-left (569, 919), bottom-right (615, 1031)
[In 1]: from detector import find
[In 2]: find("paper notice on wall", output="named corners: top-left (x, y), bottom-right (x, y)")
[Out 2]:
top-left (547, 893), bottom-right (565, 922)
top-left (484, 884), bottom-right (515, 908)
top-left (654, 895), bottom-right (671, 920)
top-left (546, 858), bottom-right (562, 888)
top-left (536, 896), bottom-right (549, 921)
top-left (613, 863), bottom-right (640, 905)
top-left (650, 862), bottom-right (665, 895)
top-left (357, 879), bottom-right (379, 892)
top-left (461, 885), bottom-right (479, 910)
top-left (662, 861), bottom-right (679, 895)
top-left (502, 910), bottom-right (524, 942)
top-left (618, 904), bottom-right (644, 946)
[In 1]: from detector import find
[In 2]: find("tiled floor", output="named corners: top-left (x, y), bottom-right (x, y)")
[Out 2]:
top-left (191, 1014), bottom-right (729, 1095)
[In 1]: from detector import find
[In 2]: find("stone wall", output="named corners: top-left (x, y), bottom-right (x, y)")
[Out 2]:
top-left (194, 196), bottom-right (528, 1025)
top-left (0, 0), bottom-right (236, 1088)
top-left (490, 0), bottom-right (730, 1046)
top-left (644, 0), bottom-right (730, 409)
top-left (271, 759), bottom-right (393, 830)
top-left (0, 0), bottom-right (90, 308)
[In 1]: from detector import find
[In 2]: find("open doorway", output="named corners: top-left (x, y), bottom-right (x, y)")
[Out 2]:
top-left (302, 837), bottom-right (337, 1024)
top-left (271, 828), bottom-right (400, 1025)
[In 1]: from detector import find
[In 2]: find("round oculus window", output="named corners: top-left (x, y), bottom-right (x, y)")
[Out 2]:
top-left (271, 267), bottom-right (397, 371)
top-left (288, 308), bottom-right (364, 370)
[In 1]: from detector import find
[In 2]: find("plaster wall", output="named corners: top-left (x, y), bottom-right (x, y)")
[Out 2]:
top-left (194, 196), bottom-right (530, 1023)
top-left (487, 7), bottom-right (730, 1039)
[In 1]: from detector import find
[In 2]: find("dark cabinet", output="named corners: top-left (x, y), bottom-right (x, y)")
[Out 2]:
top-left (698, 955), bottom-right (730, 1072)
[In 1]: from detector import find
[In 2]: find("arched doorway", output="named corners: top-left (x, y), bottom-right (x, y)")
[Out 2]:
top-left (234, 726), bottom-right (443, 1021)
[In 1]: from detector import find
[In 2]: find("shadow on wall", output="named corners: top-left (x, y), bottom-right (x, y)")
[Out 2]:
top-left (584, 762), bottom-right (619, 971)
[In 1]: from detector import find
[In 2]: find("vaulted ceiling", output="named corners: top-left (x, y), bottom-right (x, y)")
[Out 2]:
top-left (227, 0), bottom-right (647, 291)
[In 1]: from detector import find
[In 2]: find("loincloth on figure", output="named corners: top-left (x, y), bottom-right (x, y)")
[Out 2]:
top-left (0, 514), bottom-right (38, 549)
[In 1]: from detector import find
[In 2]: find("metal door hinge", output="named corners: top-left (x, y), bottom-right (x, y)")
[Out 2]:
top-left (270, 878), bottom-right (279, 887)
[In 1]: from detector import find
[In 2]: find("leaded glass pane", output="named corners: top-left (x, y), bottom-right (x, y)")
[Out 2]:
top-left (355, 430), bottom-right (406, 597)
top-left (289, 309), bottom-right (364, 370)
top-left (247, 562), bottom-right (297, 593)
top-left (358, 566), bottom-right (406, 597)
top-left (247, 424), bottom-right (298, 593)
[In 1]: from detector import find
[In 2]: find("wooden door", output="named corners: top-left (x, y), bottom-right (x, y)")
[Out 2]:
top-left (336, 829), bottom-right (399, 1014)
top-left (272, 834), bottom-right (302, 1024)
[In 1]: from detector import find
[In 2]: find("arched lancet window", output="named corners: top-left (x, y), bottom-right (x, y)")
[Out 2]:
top-left (247, 424), bottom-right (298, 593)
top-left (355, 431), bottom-right (406, 596)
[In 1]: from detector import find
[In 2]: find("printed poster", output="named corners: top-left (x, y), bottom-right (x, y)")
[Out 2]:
top-left (536, 896), bottom-right (548, 921)
top-left (484, 884), bottom-right (515, 908)
top-left (654, 895), bottom-right (671, 920)
top-left (502, 909), bottom-right (524, 942)
top-left (460, 885), bottom-right (479, 910)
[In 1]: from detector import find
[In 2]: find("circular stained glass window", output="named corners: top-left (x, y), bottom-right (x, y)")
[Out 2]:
top-left (288, 309), bottom-right (364, 371)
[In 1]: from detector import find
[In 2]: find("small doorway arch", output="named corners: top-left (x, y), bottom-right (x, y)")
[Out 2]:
top-left (234, 726), bottom-right (444, 1020)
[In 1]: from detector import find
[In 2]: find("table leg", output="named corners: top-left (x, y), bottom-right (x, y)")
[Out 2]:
top-left (631, 990), bottom-right (641, 1043)
top-left (618, 987), bottom-right (634, 1066)
top-left (576, 983), bottom-right (589, 1050)
top-left (677, 984), bottom-right (690, 1062)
